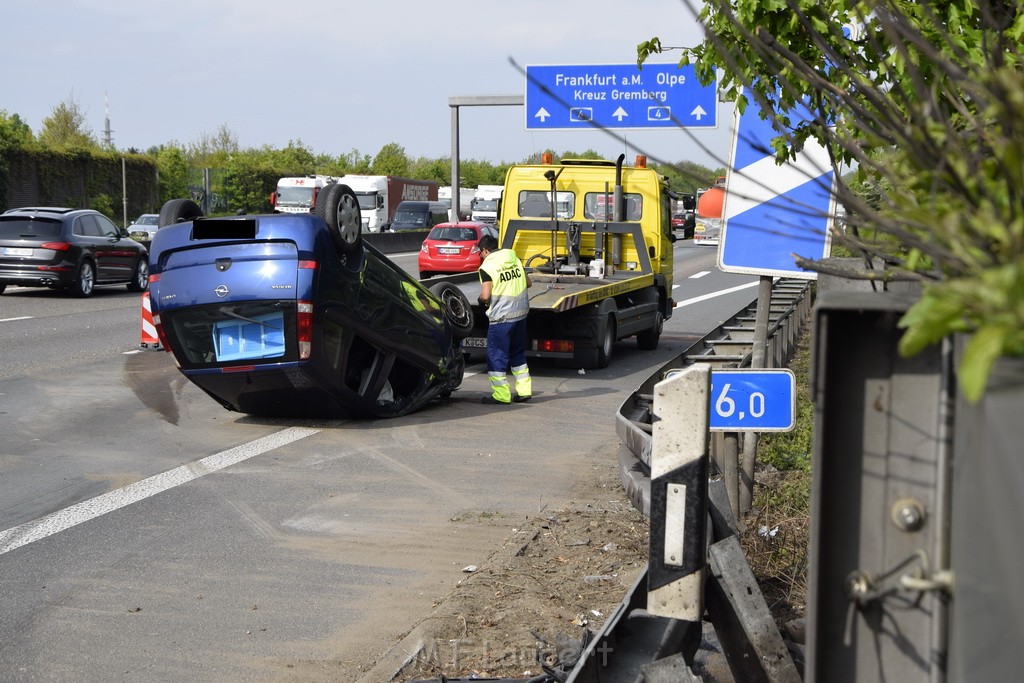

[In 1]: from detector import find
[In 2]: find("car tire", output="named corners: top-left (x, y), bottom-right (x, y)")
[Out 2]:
top-left (314, 183), bottom-right (362, 255)
top-left (127, 257), bottom-right (149, 292)
top-left (158, 198), bottom-right (203, 228)
top-left (0, 282), bottom-right (6, 295)
top-left (70, 260), bottom-right (95, 298)
top-left (429, 281), bottom-right (474, 339)
top-left (636, 310), bottom-right (663, 350)
top-left (419, 271), bottom-right (431, 280)
top-left (596, 314), bottom-right (616, 368)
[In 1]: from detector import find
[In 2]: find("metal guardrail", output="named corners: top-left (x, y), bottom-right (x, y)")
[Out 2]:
top-left (615, 278), bottom-right (813, 516)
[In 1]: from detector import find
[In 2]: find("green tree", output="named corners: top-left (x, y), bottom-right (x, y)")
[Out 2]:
top-left (0, 110), bottom-right (34, 148)
top-left (409, 156), bottom-right (451, 185)
top-left (640, 0), bottom-right (1024, 401)
top-left (38, 95), bottom-right (97, 149)
top-left (370, 142), bottom-right (410, 176)
top-left (224, 149), bottom-right (280, 214)
top-left (188, 122), bottom-right (239, 168)
top-left (153, 144), bottom-right (190, 203)
top-left (339, 148), bottom-right (372, 174)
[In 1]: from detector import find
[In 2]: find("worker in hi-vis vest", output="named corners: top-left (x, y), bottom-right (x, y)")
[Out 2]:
top-left (476, 234), bottom-right (532, 404)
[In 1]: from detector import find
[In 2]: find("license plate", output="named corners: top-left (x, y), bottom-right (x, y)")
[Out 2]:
top-left (438, 247), bottom-right (460, 255)
top-left (3, 247), bottom-right (32, 256)
top-left (462, 337), bottom-right (487, 348)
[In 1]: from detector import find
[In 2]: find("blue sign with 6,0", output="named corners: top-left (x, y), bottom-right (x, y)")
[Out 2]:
top-left (708, 369), bottom-right (795, 432)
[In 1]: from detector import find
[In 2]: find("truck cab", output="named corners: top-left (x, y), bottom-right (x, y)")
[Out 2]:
top-left (498, 154), bottom-right (674, 284)
top-left (470, 185), bottom-right (504, 224)
top-left (463, 153), bottom-right (676, 368)
top-left (270, 175), bottom-right (339, 214)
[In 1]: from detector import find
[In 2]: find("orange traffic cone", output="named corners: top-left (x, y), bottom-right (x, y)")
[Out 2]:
top-left (140, 291), bottom-right (162, 350)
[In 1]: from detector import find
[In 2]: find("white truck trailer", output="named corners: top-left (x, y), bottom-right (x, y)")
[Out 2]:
top-left (343, 175), bottom-right (439, 232)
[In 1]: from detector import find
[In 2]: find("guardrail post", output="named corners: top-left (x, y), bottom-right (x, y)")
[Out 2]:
top-left (648, 364), bottom-right (710, 621)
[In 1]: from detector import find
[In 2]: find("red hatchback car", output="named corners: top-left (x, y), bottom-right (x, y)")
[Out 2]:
top-left (418, 221), bottom-right (497, 279)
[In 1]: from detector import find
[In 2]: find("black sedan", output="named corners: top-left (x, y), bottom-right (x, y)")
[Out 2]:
top-left (0, 206), bottom-right (149, 297)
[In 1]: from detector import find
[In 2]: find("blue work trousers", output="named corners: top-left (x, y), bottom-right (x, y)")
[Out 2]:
top-left (486, 318), bottom-right (528, 372)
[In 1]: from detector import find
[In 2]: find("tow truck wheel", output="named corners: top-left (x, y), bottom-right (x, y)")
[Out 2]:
top-left (314, 183), bottom-right (362, 255)
top-left (158, 198), bottom-right (203, 228)
top-left (596, 315), bottom-right (616, 368)
top-left (429, 281), bottom-right (474, 339)
top-left (636, 310), bottom-right (663, 350)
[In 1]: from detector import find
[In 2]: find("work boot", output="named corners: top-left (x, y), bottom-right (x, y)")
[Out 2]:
top-left (512, 394), bottom-right (532, 403)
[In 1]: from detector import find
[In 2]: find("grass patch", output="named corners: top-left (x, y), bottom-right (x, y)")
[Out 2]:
top-left (743, 319), bottom-right (814, 625)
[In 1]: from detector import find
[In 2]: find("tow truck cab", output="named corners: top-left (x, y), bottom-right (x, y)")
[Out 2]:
top-left (463, 154), bottom-right (675, 368)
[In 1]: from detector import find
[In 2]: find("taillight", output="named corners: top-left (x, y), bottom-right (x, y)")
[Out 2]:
top-left (297, 301), bottom-right (313, 359)
top-left (269, 191), bottom-right (277, 208)
top-left (149, 273), bottom-right (161, 283)
top-left (40, 242), bottom-right (71, 251)
top-left (420, 244), bottom-right (428, 253)
top-left (534, 339), bottom-right (574, 353)
top-left (298, 260), bottom-right (317, 270)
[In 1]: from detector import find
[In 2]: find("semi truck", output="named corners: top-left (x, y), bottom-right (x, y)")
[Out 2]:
top-left (462, 153), bottom-right (676, 369)
top-left (270, 175), bottom-right (340, 214)
top-left (469, 185), bottom-right (504, 224)
top-left (439, 186), bottom-right (476, 220)
top-left (342, 175), bottom-right (440, 232)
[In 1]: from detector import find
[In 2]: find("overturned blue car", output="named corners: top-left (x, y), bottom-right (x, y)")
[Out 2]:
top-left (147, 184), bottom-right (472, 418)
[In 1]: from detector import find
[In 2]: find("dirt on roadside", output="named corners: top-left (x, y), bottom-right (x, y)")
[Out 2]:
top-left (391, 459), bottom-right (650, 682)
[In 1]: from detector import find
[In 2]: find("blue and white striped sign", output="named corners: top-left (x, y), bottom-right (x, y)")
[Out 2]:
top-left (718, 97), bottom-right (835, 277)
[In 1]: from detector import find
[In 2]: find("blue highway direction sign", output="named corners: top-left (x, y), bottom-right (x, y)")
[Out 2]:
top-left (709, 369), bottom-right (795, 432)
top-left (525, 63), bottom-right (717, 131)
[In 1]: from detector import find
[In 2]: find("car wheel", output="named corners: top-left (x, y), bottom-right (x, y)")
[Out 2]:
top-left (70, 260), bottom-right (95, 298)
top-left (596, 314), bottom-right (616, 368)
top-left (419, 271), bottom-right (430, 280)
top-left (429, 281), bottom-right (474, 339)
top-left (314, 183), bottom-right (362, 255)
top-left (0, 282), bottom-right (6, 295)
top-left (158, 198), bottom-right (203, 228)
top-left (127, 257), bottom-right (149, 292)
top-left (637, 310), bottom-right (663, 350)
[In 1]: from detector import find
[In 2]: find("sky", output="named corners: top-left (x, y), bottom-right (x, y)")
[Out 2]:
top-left (3, 0), bottom-right (734, 172)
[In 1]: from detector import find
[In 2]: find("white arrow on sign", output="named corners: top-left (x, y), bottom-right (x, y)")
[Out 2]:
top-left (612, 107), bottom-right (629, 121)
top-left (691, 105), bottom-right (707, 120)
top-left (534, 108), bottom-right (551, 122)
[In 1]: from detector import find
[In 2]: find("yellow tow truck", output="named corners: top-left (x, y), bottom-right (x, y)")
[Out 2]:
top-left (463, 153), bottom-right (676, 368)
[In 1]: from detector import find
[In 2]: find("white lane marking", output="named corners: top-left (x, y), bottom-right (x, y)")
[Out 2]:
top-left (0, 427), bottom-right (319, 556)
top-left (1, 316), bottom-right (34, 322)
top-left (691, 271), bottom-right (711, 279)
top-left (673, 281), bottom-right (759, 308)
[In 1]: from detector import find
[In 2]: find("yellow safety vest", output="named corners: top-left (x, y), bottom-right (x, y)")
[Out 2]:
top-left (479, 249), bottom-right (529, 323)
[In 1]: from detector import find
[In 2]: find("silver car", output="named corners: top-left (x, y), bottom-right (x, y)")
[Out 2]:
top-left (127, 213), bottom-right (159, 242)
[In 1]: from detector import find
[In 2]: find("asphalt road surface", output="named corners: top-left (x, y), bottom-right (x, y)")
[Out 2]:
top-left (0, 240), bottom-right (758, 680)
